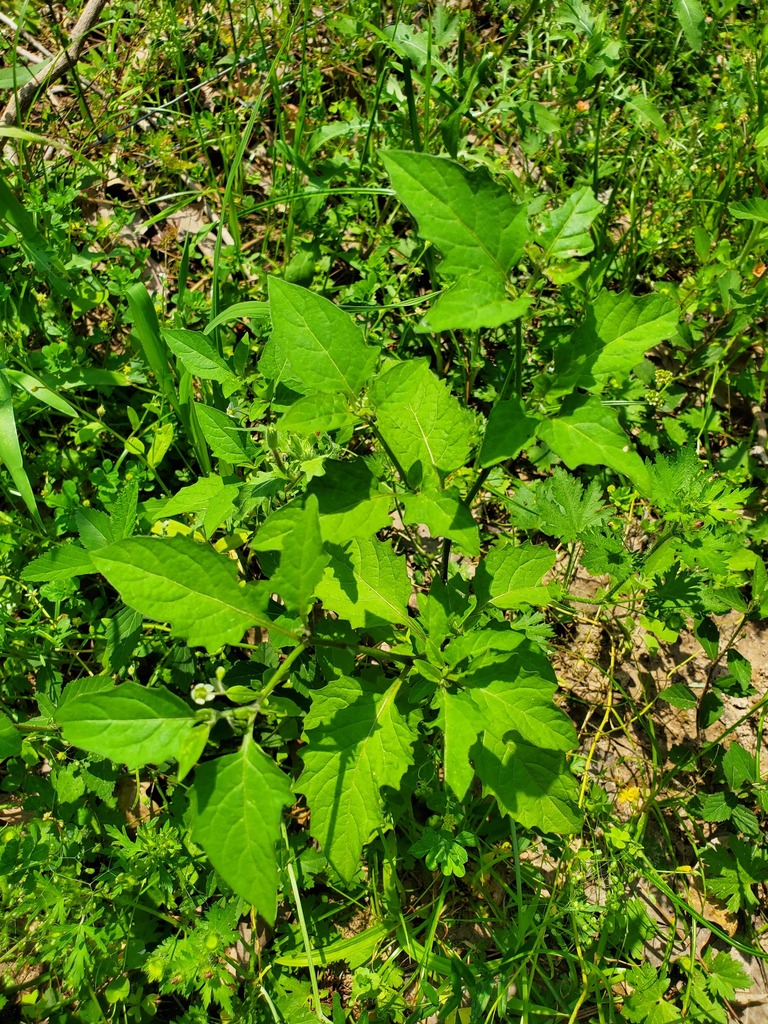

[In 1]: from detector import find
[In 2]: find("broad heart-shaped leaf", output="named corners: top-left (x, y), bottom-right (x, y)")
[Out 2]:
top-left (161, 329), bottom-right (238, 387)
top-left (0, 710), bottom-right (21, 760)
top-left (277, 392), bottom-right (358, 435)
top-left (473, 541), bottom-right (556, 610)
top-left (189, 741), bottom-right (292, 924)
top-left (479, 398), bottom-right (541, 468)
top-left (307, 459), bottom-right (393, 542)
top-left (266, 277), bottom-right (378, 398)
top-left (315, 537), bottom-right (411, 630)
top-left (673, 0), bottom-right (705, 50)
top-left (55, 683), bottom-right (195, 769)
top-left (371, 359), bottom-right (474, 489)
top-left (381, 151), bottom-right (529, 283)
top-left (537, 395), bottom-right (652, 496)
top-left (538, 186), bottom-right (602, 261)
top-left (401, 488), bottom-right (479, 556)
top-left (92, 536), bottom-right (280, 652)
top-left (549, 291), bottom-right (679, 396)
top-left (299, 675), bottom-right (416, 881)
top-left (270, 495), bottom-right (329, 619)
top-left (420, 281), bottom-right (531, 333)
top-left (194, 403), bottom-right (260, 467)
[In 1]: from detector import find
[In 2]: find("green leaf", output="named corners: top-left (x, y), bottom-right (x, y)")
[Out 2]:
top-left (161, 329), bottom-right (238, 386)
top-left (194, 404), bottom-right (259, 466)
top-left (251, 501), bottom-right (305, 553)
top-left (623, 965), bottom-right (680, 1024)
top-left (22, 543), bottom-right (94, 582)
top-left (315, 538), bottom-right (411, 630)
top-left (267, 277), bottom-right (377, 398)
top-left (479, 398), bottom-right (540, 467)
top-left (538, 186), bottom-right (602, 261)
top-left (177, 723), bottom-right (211, 782)
top-left (381, 150), bottom-right (529, 283)
top-left (550, 291), bottom-right (679, 395)
top-left (270, 495), bottom-right (329, 619)
top-left (0, 710), bottom-right (21, 760)
top-left (161, 476), bottom-right (240, 536)
top-left (92, 536), bottom-right (281, 652)
top-left (401, 488), bottom-right (479, 556)
top-left (126, 283), bottom-right (176, 410)
top-left (190, 742), bottom-right (292, 923)
top-left (299, 676), bottom-right (416, 881)
top-left (308, 460), bottom-right (393, 541)
top-left (55, 683), bottom-right (195, 769)
top-left (371, 359), bottom-right (474, 488)
top-left (531, 468), bottom-right (609, 544)
top-left (722, 742), bottom-right (755, 791)
top-left (700, 791), bottom-right (733, 822)
top-left (537, 395), bottom-right (651, 496)
top-left (0, 365), bottom-right (43, 527)
top-left (204, 300), bottom-right (270, 334)
top-left (705, 950), bottom-right (751, 1000)
top-left (381, 150), bottom-right (529, 331)
top-left (694, 616), bottom-right (720, 660)
top-left (659, 683), bottom-right (697, 710)
top-left (474, 541), bottom-right (556, 610)
top-left (674, 0), bottom-right (705, 50)
top-left (730, 197), bottom-right (768, 223)
top-left (277, 393), bottom-right (358, 434)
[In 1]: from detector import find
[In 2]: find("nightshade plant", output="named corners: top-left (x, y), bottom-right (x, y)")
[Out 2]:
top-left (7, 151), bottom-right (763, 961)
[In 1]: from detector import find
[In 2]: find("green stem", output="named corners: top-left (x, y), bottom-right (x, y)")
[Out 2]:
top-left (257, 641), bottom-right (309, 705)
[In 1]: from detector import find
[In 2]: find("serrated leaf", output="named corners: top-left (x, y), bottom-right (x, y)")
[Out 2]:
top-left (533, 468), bottom-right (609, 543)
top-left (730, 197), bottom-right (768, 223)
top-left (92, 536), bottom-right (279, 652)
top-left (537, 395), bottom-right (651, 495)
top-left (21, 543), bottom-right (94, 582)
top-left (700, 791), bottom-right (733, 822)
top-left (474, 541), bottom-right (556, 610)
top-left (479, 398), bottom-right (540, 467)
top-left (75, 508), bottom-right (114, 550)
top-left (705, 950), bottom-right (751, 1000)
top-left (270, 495), bottom-right (329, 618)
top-left (0, 710), bottom-right (21, 760)
top-left (623, 965), bottom-right (680, 1024)
top-left (277, 392), bottom-right (358, 434)
top-left (161, 476), bottom-right (240, 536)
top-left (371, 359), bottom-right (473, 489)
top-left (722, 742), bottom-right (755, 791)
top-left (55, 683), bottom-right (195, 769)
top-left (308, 459), bottom-right (392, 541)
top-left (538, 186), bottom-right (602, 260)
top-left (161, 328), bottom-right (238, 386)
top-left (299, 676), bottom-right (416, 880)
top-left (550, 291), bottom-right (679, 395)
top-left (674, 0), bottom-right (705, 50)
top-left (108, 479), bottom-right (139, 541)
top-left (190, 742), bottom-right (292, 923)
top-left (381, 150), bottom-right (529, 331)
top-left (194, 404), bottom-right (259, 466)
top-left (315, 537), bottom-right (411, 629)
top-left (401, 488), bottom-right (479, 556)
top-left (659, 683), bottom-right (697, 710)
top-left (267, 277), bottom-right (377, 398)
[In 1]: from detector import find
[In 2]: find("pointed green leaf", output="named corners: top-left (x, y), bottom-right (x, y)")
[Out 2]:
top-left (722, 742), bottom-right (755, 791)
top-left (194, 404), bottom-right (260, 466)
top-left (730, 197), bottom-right (768, 224)
top-left (550, 291), bottom-right (679, 395)
top-left (161, 476), bottom-right (240, 535)
top-left (0, 365), bottom-right (43, 527)
top-left (538, 187), bottom-right (602, 261)
top-left (420, 282), bottom-right (531, 333)
top-left (55, 683), bottom-right (195, 769)
top-left (674, 0), bottom-right (705, 50)
top-left (381, 150), bottom-right (529, 282)
top-left (0, 710), bottom-right (22, 761)
top-left (308, 460), bottom-right (393, 541)
top-left (315, 537), bottom-right (411, 629)
top-left (91, 536), bottom-right (281, 651)
top-left (22, 543), bottom-right (94, 582)
top-left (537, 395), bottom-right (651, 495)
top-left (371, 359), bottom-right (474, 488)
top-left (271, 495), bottom-right (329, 618)
top-left (401, 488), bottom-right (479, 556)
top-left (277, 392), bottom-right (358, 434)
top-left (479, 398), bottom-right (541, 467)
top-left (190, 743), bottom-right (292, 923)
top-left (435, 688), bottom-right (484, 800)
top-left (299, 676), bottom-right (416, 880)
top-left (267, 277), bottom-right (377, 398)
top-left (474, 541), bottom-right (556, 610)
top-left (161, 329), bottom-right (238, 387)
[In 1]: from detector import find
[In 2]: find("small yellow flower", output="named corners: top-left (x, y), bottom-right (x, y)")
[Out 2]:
top-left (617, 784), bottom-right (641, 805)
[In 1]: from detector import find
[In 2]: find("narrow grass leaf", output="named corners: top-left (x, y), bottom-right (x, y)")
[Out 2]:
top-left (0, 366), bottom-right (43, 527)
top-left (190, 743), bottom-right (292, 923)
